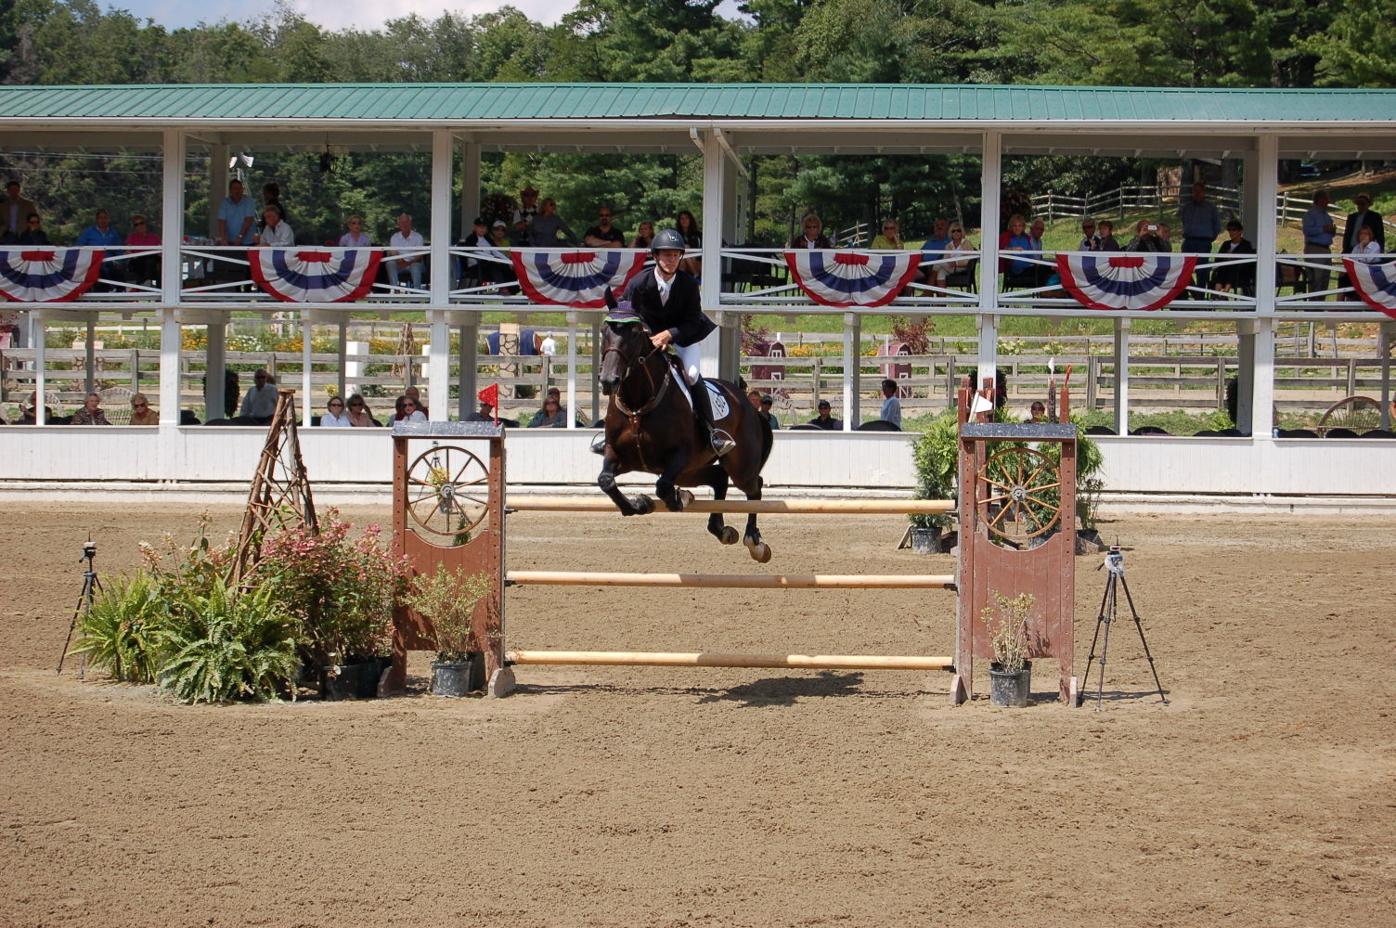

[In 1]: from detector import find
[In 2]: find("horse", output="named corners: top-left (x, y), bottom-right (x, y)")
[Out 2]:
top-left (595, 313), bottom-right (775, 562)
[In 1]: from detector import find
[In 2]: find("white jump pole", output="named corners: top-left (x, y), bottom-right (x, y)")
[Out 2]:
top-left (506, 571), bottom-right (955, 590)
top-left (506, 650), bottom-right (954, 672)
top-left (509, 497), bottom-right (955, 515)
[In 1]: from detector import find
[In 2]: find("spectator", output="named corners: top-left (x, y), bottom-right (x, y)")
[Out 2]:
top-left (789, 213), bottom-right (832, 249)
top-left (319, 397), bottom-right (352, 427)
top-left (1158, 223), bottom-right (1174, 251)
top-left (345, 394), bottom-right (377, 427)
top-left (70, 392), bottom-right (111, 426)
top-left (1028, 218), bottom-right (1046, 252)
top-left (17, 392), bottom-right (54, 425)
top-left (395, 395), bottom-right (427, 423)
top-left (943, 224), bottom-right (974, 286)
top-left (126, 215), bottom-right (161, 286)
top-left (128, 393), bottom-right (158, 426)
top-left (1078, 218), bottom-right (1101, 252)
top-left (1029, 401), bottom-right (1046, 423)
top-left (999, 214), bottom-right (1035, 288)
top-left (387, 213), bottom-right (424, 290)
top-left (540, 332), bottom-right (558, 357)
top-left (1301, 191), bottom-right (1337, 296)
top-left (1342, 192), bottom-right (1385, 255)
top-left (528, 198), bottom-right (575, 246)
top-left (1212, 219), bottom-right (1256, 295)
top-left (403, 385), bottom-right (429, 419)
top-left (879, 379), bottom-right (902, 428)
top-left (480, 220), bottom-right (515, 289)
top-left (871, 219), bottom-right (903, 249)
top-left (512, 185), bottom-right (540, 244)
top-left (1097, 220), bottom-right (1121, 252)
top-left (1178, 182), bottom-right (1222, 266)
top-left (808, 399), bottom-right (842, 430)
top-left (76, 209), bottom-right (126, 288)
top-left (338, 214), bottom-right (371, 247)
top-left (257, 204), bottom-right (293, 246)
top-left (457, 216), bottom-right (489, 287)
top-left (759, 395), bottom-right (780, 430)
top-left (1355, 225), bottom-right (1382, 264)
top-left (1128, 220), bottom-right (1167, 253)
top-left (922, 217), bottom-right (950, 253)
top-left (630, 220), bottom-right (655, 249)
top-left (465, 400), bottom-right (495, 422)
top-left (239, 369), bottom-right (278, 419)
top-left (216, 179), bottom-right (257, 247)
top-left (1028, 218), bottom-right (1049, 286)
top-left (676, 210), bottom-right (702, 277)
top-left (583, 206), bottom-right (625, 247)
top-left (17, 212), bottom-right (49, 246)
top-left (529, 395), bottom-right (566, 428)
top-left (747, 388), bottom-right (762, 410)
top-left (1, 179), bottom-right (38, 241)
top-left (259, 183), bottom-right (287, 235)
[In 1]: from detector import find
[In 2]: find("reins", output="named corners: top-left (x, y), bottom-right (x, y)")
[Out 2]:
top-left (605, 339), bottom-right (672, 420)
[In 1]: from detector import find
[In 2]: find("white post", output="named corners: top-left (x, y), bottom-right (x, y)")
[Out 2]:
top-left (460, 140), bottom-right (481, 235)
top-left (336, 318), bottom-right (348, 401)
top-left (590, 316), bottom-right (602, 424)
top-left (34, 311), bottom-right (45, 425)
top-left (300, 310), bottom-right (313, 424)
top-left (699, 130), bottom-right (727, 380)
top-left (1246, 134), bottom-right (1280, 440)
top-left (428, 311), bottom-right (449, 421)
top-left (427, 129), bottom-right (454, 419)
top-left (159, 128), bottom-right (186, 429)
top-left (977, 130), bottom-right (1002, 386)
top-left (459, 322), bottom-right (478, 419)
top-left (1113, 317), bottom-right (1130, 435)
top-left (205, 320), bottom-right (226, 419)
top-left (565, 311), bottom-right (579, 429)
top-left (1253, 134), bottom-right (1279, 314)
top-left (84, 318), bottom-right (96, 396)
top-left (208, 142), bottom-right (228, 240)
top-left (1240, 318), bottom-right (1275, 438)
top-left (1380, 322), bottom-right (1393, 430)
top-left (841, 312), bottom-right (859, 431)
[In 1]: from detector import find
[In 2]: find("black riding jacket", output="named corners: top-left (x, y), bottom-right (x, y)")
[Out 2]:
top-left (622, 268), bottom-right (716, 348)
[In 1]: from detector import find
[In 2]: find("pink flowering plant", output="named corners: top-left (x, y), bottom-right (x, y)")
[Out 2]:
top-left (258, 511), bottom-right (411, 667)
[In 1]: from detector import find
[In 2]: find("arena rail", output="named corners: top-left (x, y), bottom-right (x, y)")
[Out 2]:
top-left (505, 571), bottom-right (955, 590)
top-left (508, 496), bottom-right (955, 515)
top-left (505, 650), bottom-right (954, 671)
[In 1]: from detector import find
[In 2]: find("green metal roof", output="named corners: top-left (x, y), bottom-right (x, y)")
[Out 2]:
top-left (0, 83), bottom-right (1393, 124)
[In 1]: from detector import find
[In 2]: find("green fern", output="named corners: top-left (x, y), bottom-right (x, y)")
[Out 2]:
top-left (69, 572), bottom-right (167, 683)
top-left (156, 583), bottom-right (299, 704)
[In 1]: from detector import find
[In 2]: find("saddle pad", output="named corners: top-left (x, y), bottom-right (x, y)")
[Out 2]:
top-left (666, 362), bottom-right (732, 422)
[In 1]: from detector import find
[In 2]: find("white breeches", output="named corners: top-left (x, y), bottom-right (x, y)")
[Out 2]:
top-left (673, 341), bottom-right (702, 385)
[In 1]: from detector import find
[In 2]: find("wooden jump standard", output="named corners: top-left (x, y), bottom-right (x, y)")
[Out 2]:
top-left (506, 650), bottom-right (954, 671)
top-left (506, 571), bottom-right (955, 589)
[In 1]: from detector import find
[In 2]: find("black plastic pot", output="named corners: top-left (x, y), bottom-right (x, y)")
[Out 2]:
top-left (431, 654), bottom-right (485, 697)
top-left (322, 659), bottom-right (382, 700)
top-left (988, 660), bottom-right (1032, 708)
top-left (909, 526), bottom-right (941, 555)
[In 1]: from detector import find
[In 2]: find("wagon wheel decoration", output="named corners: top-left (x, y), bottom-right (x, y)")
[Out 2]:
top-left (406, 444), bottom-right (490, 544)
top-left (976, 446), bottom-right (1062, 545)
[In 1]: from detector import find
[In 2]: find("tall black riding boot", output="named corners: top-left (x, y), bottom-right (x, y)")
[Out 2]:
top-left (689, 377), bottom-right (736, 456)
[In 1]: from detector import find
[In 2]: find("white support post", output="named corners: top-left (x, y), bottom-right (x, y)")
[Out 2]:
top-left (159, 128), bottom-right (186, 429)
top-left (1113, 317), bottom-right (1130, 435)
top-left (208, 142), bottom-right (228, 240)
top-left (977, 130), bottom-right (1002, 387)
top-left (841, 312), bottom-right (860, 431)
top-left (34, 311), bottom-right (45, 426)
top-left (1253, 134), bottom-right (1279, 317)
top-left (1248, 319), bottom-right (1275, 438)
top-left (459, 140), bottom-right (481, 236)
top-left (590, 316), bottom-right (602, 424)
top-left (300, 310), bottom-right (313, 425)
top-left (336, 318), bottom-right (348, 401)
top-left (565, 311), bottom-right (579, 429)
top-left (699, 130), bottom-right (727, 381)
top-left (428, 129), bottom-right (454, 420)
top-left (1380, 322), bottom-right (1393, 431)
top-left (1244, 134), bottom-right (1280, 441)
top-left (458, 322), bottom-right (478, 419)
top-left (205, 320), bottom-right (226, 419)
top-left (84, 318), bottom-right (96, 395)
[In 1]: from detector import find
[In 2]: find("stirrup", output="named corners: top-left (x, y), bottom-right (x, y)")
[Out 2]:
top-left (709, 428), bottom-right (736, 457)
top-left (589, 432), bottom-right (607, 455)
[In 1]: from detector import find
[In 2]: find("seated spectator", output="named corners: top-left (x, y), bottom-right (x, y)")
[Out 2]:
top-left (1097, 220), bottom-right (1121, 251)
top-left (17, 212), bottom-right (49, 246)
top-left (1128, 220), bottom-right (1167, 253)
top-left (403, 385), bottom-right (428, 419)
top-left (808, 399), bottom-right (842, 430)
top-left (2, 179), bottom-right (38, 241)
top-left (1355, 225), bottom-right (1382, 264)
top-left (457, 216), bottom-right (490, 287)
top-left (999, 214), bottom-right (1035, 288)
top-left (512, 185), bottom-right (540, 244)
top-left (1212, 219), bottom-right (1256, 295)
top-left (259, 182), bottom-right (287, 234)
top-left (676, 210), bottom-right (702, 277)
top-left (126, 215), bottom-right (161, 286)
top-left (921, 217), bottom-right (950, 253)
top-left (257, 204), bottom-right (294, 246)
top-left (395, 395), bottom-right (427, 422)
top-left (529, 395), bottom-right (566, 428)
top-left (1158, 223), bottom-right (1175, 251)
top-left (878, 378), bottom-right (902, 428)
top-left (528, 198), bottom-right (575, 246)
top-left (76, 209), bottom-right (126, 288)
top-left (128, 393), bottom-right (158, 425)
top-left (17, 392), bottom-right (53, 424)
top-left (464, 400), bottom-right (495, 422)
top-left (871, 219), bottom-right (904, 250)
top-left (479, 220), bottom-right (515, 289)
top-left (1029, 401), bottom-right (1047, 423)
top-left (760, 395), bottom-right (780, 430)
top-left (319, 397), bottom-right (352, 427)
top-left (1078, 218), bottom-right (1101, 252)
top-left (540, 386), bottom-right (566, 418)
top-left (71, 392), bottom-right (111, 426)
top-left (943, 224), bottom-right (975, 283)
top-left (747, 388), bottom-right (762, 410)
top-left (345, 394), bottom-right (377, 427)
top-left (583, 207), bottom-right (625, 247)
top-left (338, 214), bottom-right (371, 248)
top-left (386, 213), bottom-right (423, 290)
top-left (790, 213), bottom-right (832, 250)
top-left (239, 368), bottom-right (278, 419)
top-left (630, 220), bottom-right (654, 249)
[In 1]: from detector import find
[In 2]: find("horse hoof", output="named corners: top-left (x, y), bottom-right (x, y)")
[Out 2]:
top-left (718, 526), bottom-right (739, 545)
top-left (631, 495), bottom-right (654, 516)
top-left (679, 489), bottom-right (695, 508)
top-left (745, 539), bottom-right (772, 563)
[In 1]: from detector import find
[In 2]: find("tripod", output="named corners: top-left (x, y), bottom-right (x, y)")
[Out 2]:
top-left (1080, 546), bottom-right (1166, 708)
top-left (57, 540), bottom-right (102, 678)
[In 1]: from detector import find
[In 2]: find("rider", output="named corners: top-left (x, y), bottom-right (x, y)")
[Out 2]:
top-left (622, 227), bottom-right (735, 456)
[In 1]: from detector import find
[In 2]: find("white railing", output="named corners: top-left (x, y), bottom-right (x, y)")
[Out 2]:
top-left (179, 245), bottom-right (432, 304)
top-left (1274, 251), bottom-right (1396, 312)
top-left (719, 247), bottom-right (979, 311)
top-left (996, 249), bottom-right (1258, 312)
top-left (447, 246), bottom-right (654, 306)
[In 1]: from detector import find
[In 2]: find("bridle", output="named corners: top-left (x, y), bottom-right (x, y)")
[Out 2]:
top-left (603, 325), bottom-right (672, 420)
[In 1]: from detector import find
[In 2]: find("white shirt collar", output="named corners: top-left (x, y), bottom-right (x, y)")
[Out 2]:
top-left (654, 266), bottom-right (674, 304)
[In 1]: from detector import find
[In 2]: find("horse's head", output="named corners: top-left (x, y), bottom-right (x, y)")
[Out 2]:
top-left (599, 295), bottom-right (651, 395)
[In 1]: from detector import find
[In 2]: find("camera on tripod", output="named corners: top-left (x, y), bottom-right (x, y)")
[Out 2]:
top-left (1104, 544), bottom-right (1124, 576)
top-left (81, 540), bottom-right (97, 560)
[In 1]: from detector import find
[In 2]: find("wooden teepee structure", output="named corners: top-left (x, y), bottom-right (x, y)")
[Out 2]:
top-left (230, 389), bottom-right (318, 584)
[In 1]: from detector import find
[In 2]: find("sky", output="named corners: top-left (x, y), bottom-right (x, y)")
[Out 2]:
top-left (122, 0), bottom-right (745, 32)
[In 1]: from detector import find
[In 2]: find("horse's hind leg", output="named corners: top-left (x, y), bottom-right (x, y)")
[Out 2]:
top-left (703, 466), bottom-right (738, 545)
top-left (739, 473), bottom-right (771, 563)
top-left (598, 454), bottom-right (652, 516)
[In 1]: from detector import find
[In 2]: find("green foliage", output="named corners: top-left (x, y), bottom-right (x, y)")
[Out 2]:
top-left (155, 581), bottom-right (300, 704)
top-left (70, 571), bottom-right (166, 683)
top-left (910, 409), bottom-right (959, 529)
top-left (403, 567), bottom-right (494, 662)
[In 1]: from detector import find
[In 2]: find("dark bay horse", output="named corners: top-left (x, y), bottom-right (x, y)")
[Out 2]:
top-left (596, 314), bottom-right (775, 562)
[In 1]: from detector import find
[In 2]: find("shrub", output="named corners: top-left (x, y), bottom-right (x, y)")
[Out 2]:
top-left (70, 572), bottom-right (166, 683)
top-left (985, 592), bottom-right (1034, 674)
top-left (909, 410), bottom-right (960, 529)
top-left (156, 582), bottom-right (300, 704)
top-left (403, 567), bottom-right (494, 662)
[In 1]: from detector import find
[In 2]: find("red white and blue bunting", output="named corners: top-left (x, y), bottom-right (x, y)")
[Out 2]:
top-left (0, 248), bottom-right (104, 302)
top-left (784, 250), bottom-right (921, 307)
top-left (1342, 258), bottom-right (1396, 319)
top-left (1056, 253), bottom-right (1197, 311)
top-left (511, 249), bottom-right (648, 308)
top-left (248, 248), bottom-right (382, 303)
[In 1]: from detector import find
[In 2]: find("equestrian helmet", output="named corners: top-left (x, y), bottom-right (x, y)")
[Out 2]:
top-left (651, 228), bottom-right (687, 253)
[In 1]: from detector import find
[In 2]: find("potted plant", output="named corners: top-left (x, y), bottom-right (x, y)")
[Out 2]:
top-left (985, 592), bottom-right (1034, 707)
top-left (404, 566), bottom-right (494, 697)
top-left (908, 411), bottom-right (960, 553)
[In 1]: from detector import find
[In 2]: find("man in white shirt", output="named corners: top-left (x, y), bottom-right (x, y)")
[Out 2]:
top-left (1300, 191), bottom-right (1336, 297)
top-left (387, 212), bottom-right (425, 291)
top-left (879, 378), bottom-right (902, 428)
top-left (257, 205), bottom-right (293, 246)
top-left (239, 369), bottom-right (278, 419)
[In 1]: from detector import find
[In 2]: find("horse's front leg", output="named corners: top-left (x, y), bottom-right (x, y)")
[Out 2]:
top-left (655, 448), bottom-right (690, 512)
top-left (742, 474), bottom-right (771, 563)
top-left (598, 453), bottom-right (652, 516)
top-left (704, 466), bottom-right (738, 545)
